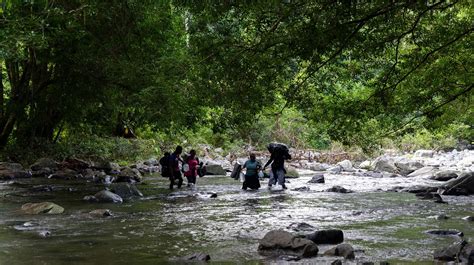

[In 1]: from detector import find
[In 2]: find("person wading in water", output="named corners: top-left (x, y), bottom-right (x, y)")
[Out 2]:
top-left (241, 153), bottom-right (262, 190)
top-left (168, 146), bottom-right (184, 190)
top-left (184, 149), bottom-right (200, 188)
top-left (263, 143), bottom-right (291, 190)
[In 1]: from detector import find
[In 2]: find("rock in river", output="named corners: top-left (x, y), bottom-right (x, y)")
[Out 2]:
top-left (324, 243), bottom-right (355, 259)
top-left (434, 240), bottom-right (474, 264)
top-left (305, 229), bottom-right (344, 245)
top-left (258, 230), bottom-right (318, 258)
top-left (110, 183), bottom-right (143, 199)
top-left (0, 162), bottom-right (30, 180)
top-left (181, 253), bottom-right (211, 261)
top-left (20, 202), bottom-right (64, 214)
top-left (325, 186), bottom-right (353, 193)
top-left (90, 190), bottom-right (123, 203)
top-left (308, 174), bottom-right (325, 183)
top-left (440, 172), bottom-right (474, 195)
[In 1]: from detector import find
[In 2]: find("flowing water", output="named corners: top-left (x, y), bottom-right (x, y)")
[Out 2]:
top-left (0, 171), bottom-right (473, 265)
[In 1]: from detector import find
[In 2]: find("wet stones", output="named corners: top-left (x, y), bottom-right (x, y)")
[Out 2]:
top-left (20, 202), bottom-right (64, 214)
top-left (305, 229), bottom-right (344, 245)
top-left (291, 186), bottom-right (310, 192)
top-left (116, 167), bottom-right (142, 183)
top-left (204, 163), bottom-right (226, 176)
top-left (85, 190), bottom-right (123, 203)
top-left (440, 172), bottom-right (474, 195)
top-left (308, 174), bottom-right (325, 184)
top-left (426, 229), bottom-right (464, 237)
top-left (324, 243), bottom-right (355, 259)
top-left (431, 170), bottom-right (458, 181)
top-left (325, 186), bottom-right (353, 193)
top-left (258, 230), bottom-right (318, 258)
top-left (0, 162), bottom-right (31, 180)
top-left (434, 240), bottom-right (474, 264)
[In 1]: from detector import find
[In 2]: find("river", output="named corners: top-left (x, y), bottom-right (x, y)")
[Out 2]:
top-left (0, 171), bottom-right (472, 264)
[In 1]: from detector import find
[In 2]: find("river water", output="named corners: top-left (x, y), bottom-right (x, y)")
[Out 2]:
top-left (0, 171), bottom-right (472, 264)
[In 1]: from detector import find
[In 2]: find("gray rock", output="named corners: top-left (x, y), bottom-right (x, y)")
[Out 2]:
top-left (110, 183), bottom-right (143, 199)
top-left (0, 162), bottom-right (30, 180)
top-left (308, 174), bottom-right (325, 183)
top-left (325, 186), bottom-right (353, 193)
top-left (401, 185), bottom-right (437, 194)
top-left (93, 190), bottom-right (123, 203)
top-left (426, 229), bottom-right (463, 237)
top-left (328, 165), bottom-right (343, 174)
top-left (434, 240), bottom-right (467, 262)
top-left (337, 160), bottom-right (353, 171)
top-left (358, 160), bottom-right (373, 170)
top-left (20, 202), bottom-right (64, 214)
top-left (374, 157), bottom-right (398, 173)
top-left (395, 160), bottom-right (424, 175)
top-left (462, 216), bottom-right (474, 221)
top-left (291, 186), bottom-right (310, 192)
top-left (431, 170), bottom-right (458, 181)
top-left (440, 172), bottom-right (474, 195)
top-left (258, 230), bottom-right (318, 258)
top-left (331, 260), bottom-right (343, 265)
top-left (310, 163), bottom-right (330, 171)
top-left (324, 243), bottom-right (355, 259)
top-left (61, 157), bottom-right (91, 170)
top-left (305, 229), bottom-right (344, 245)
top-left (116, 167), bottom-right (142, 183)
top-left (407, 166), bottom-right (437, 178)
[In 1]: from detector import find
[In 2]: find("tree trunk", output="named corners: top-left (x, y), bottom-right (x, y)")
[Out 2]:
top-left (0, 62), bottom-right (4, 119)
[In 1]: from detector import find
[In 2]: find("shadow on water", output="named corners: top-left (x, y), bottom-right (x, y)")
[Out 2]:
top-left (0, 172), bottom-right (472, 264)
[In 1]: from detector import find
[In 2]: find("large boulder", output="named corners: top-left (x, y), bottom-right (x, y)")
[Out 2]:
top-left (110, 183), bottom-right (143, 199)
top-left (30, 158), bottom-right (58, 171)
top-left (407, 166), bottom-right (438, 178)
top-left (324, 243), bottom-right (355, 259)
top-left (431, 170), bottom-right (458, 181)
top-left (0, 162), bottom-right (30, 180)
top-left (305, 229), bottom-right (344, 245)
top-left (204, 164), bottom-right (226, 176)
top-left (116, 167), bottom-right (142, 183)
top-left (91, 190), bottom-right (123, 203)
top-left (434, 240), bottom-right (473, 263)
top-left (20, 202), bottom-right (64, 214)
top-left (394, 160), bottom-right (424, 175)
top-left (336, 160), bottom-right (354, 172)
top-left (258, 230), bottom-right (318, 258)
top-left (90, 158), bottom-right (114, 172)
top-left (374, 157), bottom-right (398, 173)
top-left (61, 157), bottom-right (91, 170)
top-left (440, 172), bottom-right (474, 195)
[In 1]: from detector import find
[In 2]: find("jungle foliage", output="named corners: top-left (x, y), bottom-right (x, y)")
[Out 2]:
top-left (0, 0), bottom-right (472, 159)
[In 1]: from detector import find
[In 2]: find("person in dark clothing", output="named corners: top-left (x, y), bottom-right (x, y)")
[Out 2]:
top-left (242, 153), bottom-right (261, 190)
top-left (263, 144), bottom-right (291, 189)
top-left (168, 146), bottom-right (184, 190)
top-left (159, 152), bottom-right (171, 178)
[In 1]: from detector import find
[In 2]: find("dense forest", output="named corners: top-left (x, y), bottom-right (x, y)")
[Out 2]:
top-left (0, 0), bottom-right (472, 162)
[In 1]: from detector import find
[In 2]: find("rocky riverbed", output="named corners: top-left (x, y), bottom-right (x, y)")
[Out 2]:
top-left (0, 149), bottom-right (472, 264)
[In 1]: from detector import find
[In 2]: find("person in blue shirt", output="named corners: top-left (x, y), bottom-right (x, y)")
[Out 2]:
top-left (242, 153), bottom-right (261, 190)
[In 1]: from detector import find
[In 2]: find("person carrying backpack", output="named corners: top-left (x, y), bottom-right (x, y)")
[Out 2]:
top-left (263, 143), bottom-right (291, 190)
top-left (184, 149), bottom-right (200, 187)
top-left (168, 146), bottom-right (184, 190)
top-left (159, 152), bottom-right (170, 178)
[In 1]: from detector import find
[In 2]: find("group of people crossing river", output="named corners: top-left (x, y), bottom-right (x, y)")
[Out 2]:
top-left (159, 143), bottom-right (292, 191)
